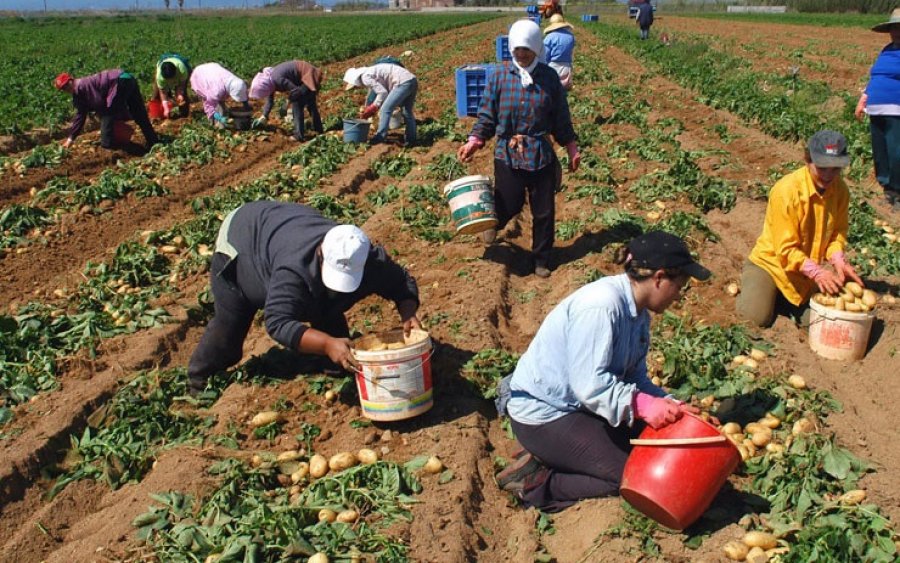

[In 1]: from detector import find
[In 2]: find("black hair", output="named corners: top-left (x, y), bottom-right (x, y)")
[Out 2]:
top-left (160, 61), bottom-right (177, 79)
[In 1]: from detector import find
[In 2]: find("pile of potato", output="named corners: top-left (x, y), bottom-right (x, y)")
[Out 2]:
top-left (812, 281), bottom-right (877, 313)
top-left (723, 531), bottom-right (787, 562)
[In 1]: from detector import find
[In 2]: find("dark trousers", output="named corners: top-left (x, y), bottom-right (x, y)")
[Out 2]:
top-left (150, 82), bottom-right (190, 118)
top-left (493, 157), bottom-right (560, 268)
top-left (870, 114), bottom-right (900, 194)
top-left (511, 412), bottom-right (644, 512)
top-left (187, 253), bottom-right (350, 388)
top-left (102, 76), bottom-right (158, 148)
top-left (291, 95), bottom-right (323, 141)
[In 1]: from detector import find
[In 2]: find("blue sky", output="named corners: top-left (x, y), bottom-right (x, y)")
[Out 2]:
top-left (2, 0), bottom-right (274, 10)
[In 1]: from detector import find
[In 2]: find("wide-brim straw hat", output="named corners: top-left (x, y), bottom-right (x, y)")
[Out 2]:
top-left (544, 14), bottom-right (573, 34)
top-left (872, 8), bottom-right (900, 32)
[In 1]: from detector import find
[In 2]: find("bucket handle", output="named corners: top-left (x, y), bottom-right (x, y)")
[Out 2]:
top-left (352, 347), bottom-right (437, 382)
top-left (630, 435), bottom-right (727, 446)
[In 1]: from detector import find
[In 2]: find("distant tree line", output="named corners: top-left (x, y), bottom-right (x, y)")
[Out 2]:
top-left (754, 0), bottom-right (898, 13)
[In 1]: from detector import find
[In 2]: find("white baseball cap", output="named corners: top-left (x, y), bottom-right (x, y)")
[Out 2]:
top-left (321, 225), bottom-right (371, 292)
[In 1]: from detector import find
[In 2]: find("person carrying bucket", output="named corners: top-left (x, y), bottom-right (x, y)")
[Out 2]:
top-left (54, 69), bottom-right (159, 150)
top-left (189, 62), bottom-right (251, 128)
top-left (249, 60), bottom-right (324, 142)
top-left (342, 63), bottom-right (418, 146)
top-left (492, 232), bottom-right (709, 512)
top-left (186, 201), bottom-right (422, 397)
top-left (543, 14), bottom-right (576, 91)
top-left (736, 130), bottom-right (864, 328)
top-left (151, 53), bottom-right (191, 119)
top-left (457, 19), bottom-right (581, 278)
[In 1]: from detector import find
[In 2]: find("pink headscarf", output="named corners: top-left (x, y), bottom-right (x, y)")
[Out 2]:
top-left (249, 67), bottom-right (275, 100)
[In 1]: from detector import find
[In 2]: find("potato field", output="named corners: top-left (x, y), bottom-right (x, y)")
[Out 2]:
top-left (1, 10), bottom-right (899, 563)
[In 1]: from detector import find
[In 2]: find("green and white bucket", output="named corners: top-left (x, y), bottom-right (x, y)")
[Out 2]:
top-left (443, 175), bottom-right (497, 235)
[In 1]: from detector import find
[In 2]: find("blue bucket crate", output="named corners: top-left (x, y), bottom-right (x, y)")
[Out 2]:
top-left (525, 5), bottom-right (538, 14)
top-left (528, 14), bottom-right (542, 25)
top-left (495, 35), bottom-right (511, 62)
top-left (582, 14), bottom-right (599, 22)
top-left (455, 65), bottom-right (497, 118)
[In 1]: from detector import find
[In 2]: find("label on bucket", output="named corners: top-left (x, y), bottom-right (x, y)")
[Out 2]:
top-left (817, 322), bottom-right (855, 350)
top-left (356, 350), bottom-right (433, 421)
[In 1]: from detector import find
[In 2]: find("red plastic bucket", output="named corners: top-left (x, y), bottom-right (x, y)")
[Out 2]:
top-left (113, 121), bottom-right (134, 144)
top-left (620, 413), bottom-right (740, 530)
top-left (147, 99), bottom-right (164, 119)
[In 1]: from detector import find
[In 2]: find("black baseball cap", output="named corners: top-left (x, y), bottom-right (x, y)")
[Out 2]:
top-left (627, 231), bottom-right (711, 281)
top-left (807, 130), bottom-right (850, 168)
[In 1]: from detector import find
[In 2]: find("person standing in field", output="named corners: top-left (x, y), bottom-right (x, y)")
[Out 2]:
top-left (636, 0), bottom-right (654, 41)
top-left (151, 53), bottom-right (191, 119)
top-left (186, 201), bottom-right (422, 396)
top-left (855, 9), bottom-right (900, 210)
top-left (493, 232), bottom-right (708, 511)
top-left (457, 19), bottom-right (581, 279)
top-left (54, 69), bottom-right (159, 150)
top-left (543, 14), bottom-right (576, 91)
top-left (189, 62), bottom-right (250, 128)
top-left (736, 130), bottom-right (864, 328)
top-left (342, 63), bottom-right (418, 146)
top-left (249, 60), bottom-right (324, 142)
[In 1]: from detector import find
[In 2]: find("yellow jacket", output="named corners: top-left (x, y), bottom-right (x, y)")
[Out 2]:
top-left (749, 166), bottom-right (849, 306)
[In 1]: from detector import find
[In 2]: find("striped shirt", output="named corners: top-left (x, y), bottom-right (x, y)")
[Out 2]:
top-left (471, 62), bottom-right (576, 172)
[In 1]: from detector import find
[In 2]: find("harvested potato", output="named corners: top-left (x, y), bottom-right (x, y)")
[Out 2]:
top-left (318, 508), bottom-right (337, 523)
top-left (308, 553), bottom-right (329, 563)
top-left (744, 422), bottom-right (766, 435)
top-left (737, 445), bottom-right (750, 461)
top-left (324, 389), bottom-right (337, 402)
top-left (250, 453), bottom-right (263, 468)
top-left (751, 429), bottom-right (772, 447)
top-left (329, 452), bottom-right (358, 472)
top-left (844, 281), bottom-right (864, 298)
top-left (749, 348), bottom-right (767, 362)
top-left (742, 358), bottom-right (759, 371)
top-left (291, 462), bottom-right (310, 484)
top-left (278, 461), bottom-right (303, 476)
top-left (726, 282), bottom-right (741, 296)
top-left (746, 546), bottom-right (769, 563)
top-left (722, 422), bottom-right (742, 435)
top-left (732, 355), bottom-right (748, 365)
top-left (723, 540), bottom-right (749, 561)
top-left (844, 302), bottom-right (863, 312)
top-left (250, 411), bottom-right (282, 428)
top-left (700, 395), bottom-right (715, 408)
top-left (357, 448), bottom-right (380, 465)
top-left (336, 509), bottom-right (359, 523)
top-left (309, 454), bottom-right (328, 478)
top-left (423, 456), bottom-right (444, 474)
top-left (765, 443), bottom-right (784, 455)
top-left (787, 375), bottom-right (807, 390)
top-left (839, 489), bottom-right (867, 505)
top-left (792, 418), bottom-right (815, 436)
top-left (759, 415), bottom-right (781, 429)
top-left (742, 531), bottom-right (777, 550)
top-left (277, 450), bottom-right (302, 462)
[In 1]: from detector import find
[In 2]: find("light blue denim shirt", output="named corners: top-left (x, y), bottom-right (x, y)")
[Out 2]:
top-left (507, 273), bottom-right (667, 427)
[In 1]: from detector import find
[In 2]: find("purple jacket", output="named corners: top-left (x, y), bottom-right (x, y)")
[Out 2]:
top-left (68, 69), bottom-right (125, 139)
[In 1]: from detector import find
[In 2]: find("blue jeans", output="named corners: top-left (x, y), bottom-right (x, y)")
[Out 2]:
top-left (371, 78), bottom-right (417, 144)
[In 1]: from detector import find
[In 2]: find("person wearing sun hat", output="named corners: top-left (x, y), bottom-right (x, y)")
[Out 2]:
top-left (543, 14), bottom-right (576, 90)
top-left (342, 62), bottom-right (418, 146)
top-left (854, 8), bottom-right (900, 209)
top-left (189, 62), bottom-right (250, 127)
top-left (492, 231), bottom-right (708, 511)
top-left (457, 19), bottom-right (581, 279)
top-left (250, 60), bottom-right (324, 141)
top-left (737, 130), bottom-right (864, 329)
top-left (186, 201), bottom-right (421, 396)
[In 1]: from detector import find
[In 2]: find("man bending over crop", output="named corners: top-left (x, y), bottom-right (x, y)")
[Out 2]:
top-left (187, 202), bottom-right (422, 396)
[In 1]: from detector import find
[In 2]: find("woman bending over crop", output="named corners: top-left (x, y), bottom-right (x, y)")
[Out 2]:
top-left (493, 232), bottom-right (708, 511)
top-left (189, 62), bottom-right (250, 127)
top-left (458, 19), bottom-right (580, 278)
top-left (249, 60), bottom-right (324, 141)
top-left (343, 62), bottom-right (417, 146)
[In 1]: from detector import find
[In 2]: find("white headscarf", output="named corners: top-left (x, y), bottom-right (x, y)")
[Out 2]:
top-left (226, 76), bottom-right (248, 103)
top-left (508, 19), bottom-right (544, 88)
top-left (342, 67), bottom-right (366, 90)
top-left (249, 67), bottom-right (275, 100)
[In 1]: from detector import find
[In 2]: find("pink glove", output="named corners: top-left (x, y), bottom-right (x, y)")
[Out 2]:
top-left (634, 392), bottom-right (683, 430)
top-left (565, 141), bottom-right (580, 172)
top-left (801, 259), bottom-right (841, 295)
top-left (457, 135), bottom-right (484, 162)
top-left (360, 104), bottom-right (379, 119)
top-left (828, 251), bottom-right (864, 287)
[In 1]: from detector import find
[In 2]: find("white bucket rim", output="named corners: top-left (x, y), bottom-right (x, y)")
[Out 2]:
top-left (352, 328), bottom-right (432, 362)
top-left (443, 174), bottom-right (492, 196)
top-left (808, 296), bottom-right (875, 322)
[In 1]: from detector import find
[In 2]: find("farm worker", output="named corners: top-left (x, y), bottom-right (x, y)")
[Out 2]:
top-left (543, 14), bottom-right (576, 91)
top-left (539, 0), bottom-right (562, 19)
top-left (366, 55), bottom-right (407, 106)
top-left (854, 8), bottom-right (900, 210)
top-left (151, 53), bottom-right (191, 119)
top-left (249, 60), bottom-right (324, 141)
top-left (493, 232), bottom-right (709, 511)
top-left (457, 19), bottom-right (581, 278)
top-left (636, 0), bottom-right (654, 41)
top-left (342, 63), bottom-right (418, 146)
top-left (186, 201), bottom-right (422, 396)
top-left (736, 130), bottom-right (864, 328)
top-left (189, 62), bottom-right (250, 127)
top-left (54, 69), bottom-right (159, 150)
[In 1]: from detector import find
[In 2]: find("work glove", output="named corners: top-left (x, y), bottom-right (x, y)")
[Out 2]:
top-left (251, 116), bottom-right (267, 129)
top-left (854, 93), bottom-right (868, 121)
top-left (61, 137), bottom-right (74, 149)
top-left (288, 84), bottom-right (310, 103)
top-left (801, 259), bottom-right (842, 295)
top-left (565, 140), bottom-right (581, 172)
top-left (162, 104), bottom-right (171, 119)
top-left (633, 392), bottom-right (683, 429)
top-left (360, 103), bottom-right (379, 119)
top-left (212, 112), bottom-right (229, 126)
top-left (828, 251), bottom-right (864, 287)
top-left (457, 135), bottom-right (484, 162)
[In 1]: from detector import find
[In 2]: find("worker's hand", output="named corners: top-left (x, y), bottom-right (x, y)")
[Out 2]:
top-left (457, 135), bottom-right (484, 162)
top-left (251, 116), bottom-right (267, 129)
top-left (162, 104), bottom-right (171, 119)
top-left (360, 103), bottom-right (379, 119)
top-left (324, 336), bottom-right (359, 372)
top-left (854, 94), bottom-right (868, 121)
top-left (212, 112), bottom-right (229, 127)
top-left (176, 94), bottom-right (186, 105)
top-left (801, 259), bottom-right (842, 295)
top-left (61, 137), bottom-right (73, 149)
top-left (288, 84), bottom-right (311, 103)
top-left (402, 315), bottom-right (422, 337)
top-left (829, 251), bottom-right (864, 287)
top-left (565, 141), bottom-right (581, 172)
top-left (634, 392), bottom-right (683, 429)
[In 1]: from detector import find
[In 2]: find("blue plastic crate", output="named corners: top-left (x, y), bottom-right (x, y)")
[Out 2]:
top-left (525, 5), bottom-right (539, 14)
top-left (495, 35), bottom-right (511, 62)
top-left (582, 14), bottom-right (599, 22)
top-left (455, 65), bottom-right (497, 118)
top-left (528, 14), bottom-right (542, 25)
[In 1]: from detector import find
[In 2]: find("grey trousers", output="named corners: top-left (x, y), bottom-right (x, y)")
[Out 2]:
top-left (735, 260), bottom-right (809, 328)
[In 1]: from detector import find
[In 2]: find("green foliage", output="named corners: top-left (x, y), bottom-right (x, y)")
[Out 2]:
top-left (372, 153), bottom-right (415, 179)
top-left (0, 204), bottom-right (51, 248)
top-left (631, 151), bottom-right (736, 213)
top-left (426, 153), bottom-right (468, 182)
top-left (460, 349), bottom-right (519, 400)
top-left (394, 183), bottom-right (452, 243)
top-left (847, 198), bottom-right (899, 276)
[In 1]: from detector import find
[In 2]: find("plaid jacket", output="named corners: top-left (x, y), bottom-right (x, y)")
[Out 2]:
top-left (471, 62), bottom-right (576, 172)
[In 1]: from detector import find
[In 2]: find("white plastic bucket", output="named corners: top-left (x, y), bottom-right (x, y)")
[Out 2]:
top-left (443, 175), bottom-right (498, 235)
top-left (808, 298), bottom-right (874, 361)
top-left (389, 109), bottom-right (404, 129)
top-left (352, 328), bottom-right (433, 421)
